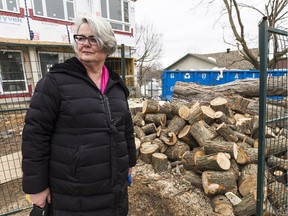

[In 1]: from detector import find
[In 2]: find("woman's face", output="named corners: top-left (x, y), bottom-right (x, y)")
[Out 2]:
top-left (76, 23), bottom-right (107, 65)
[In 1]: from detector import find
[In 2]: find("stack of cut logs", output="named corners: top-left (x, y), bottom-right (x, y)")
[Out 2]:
top-left (132, 79), bottom-right (288, 216)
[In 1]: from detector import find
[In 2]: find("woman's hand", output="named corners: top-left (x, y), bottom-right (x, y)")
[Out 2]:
top-left (29, 188), bottom-right (51, 208)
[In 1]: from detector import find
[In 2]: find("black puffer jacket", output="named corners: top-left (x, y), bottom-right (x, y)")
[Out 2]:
top-left (22, 57), bottom-right (136, 216)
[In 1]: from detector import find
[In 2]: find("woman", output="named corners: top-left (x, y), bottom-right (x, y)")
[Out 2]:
top-left (22, 13), bottom-right (136, 216)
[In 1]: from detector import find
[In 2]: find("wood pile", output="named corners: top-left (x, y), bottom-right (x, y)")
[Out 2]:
top-left (131, 77), bottom-right (287, 216)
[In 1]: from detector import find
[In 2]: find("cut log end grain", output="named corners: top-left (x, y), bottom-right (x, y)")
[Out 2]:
top-left (195, 152), bottom-right (231, 172)
top-left (212, 195), bottom-right (234, 216)
top-left (140, 144), bottom-right (159, 164)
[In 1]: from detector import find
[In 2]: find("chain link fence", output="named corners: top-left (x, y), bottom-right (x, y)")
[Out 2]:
top-left (256, 18), bottom-right (288, 216)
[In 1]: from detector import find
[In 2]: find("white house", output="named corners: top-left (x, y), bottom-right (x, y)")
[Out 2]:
top-left (0, 0), bottom-right (137, 100)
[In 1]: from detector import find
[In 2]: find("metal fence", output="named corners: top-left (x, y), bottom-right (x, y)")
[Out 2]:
top-left (256, 18), bottom-right (288, 215)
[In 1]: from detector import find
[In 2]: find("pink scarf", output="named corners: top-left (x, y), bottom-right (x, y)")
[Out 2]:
top-left (100, 65), bottom-right (109, 94)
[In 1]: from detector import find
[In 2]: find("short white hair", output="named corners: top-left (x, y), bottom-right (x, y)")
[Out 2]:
top-left (72, 13), bottom-right (117, 55)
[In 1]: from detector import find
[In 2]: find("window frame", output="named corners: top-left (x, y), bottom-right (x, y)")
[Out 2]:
top-left (0, 50), bottom-right (28, 94)
top-left (0, 0), bottom-right (20, 14)
top-left (31, 0), bottom-right (75, 22)
top-left (100, 0), bottom-right (131, 33)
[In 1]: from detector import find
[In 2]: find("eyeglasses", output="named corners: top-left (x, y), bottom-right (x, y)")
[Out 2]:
top-left (73, 35), bottom-right (100, 46)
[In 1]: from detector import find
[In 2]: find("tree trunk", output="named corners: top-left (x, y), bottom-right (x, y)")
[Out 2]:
top-left (145, 113), bottom-right (167, 127)
top-left (142, 99), bottom-right (160, 114)
top-left (167, 115), bottom-right (187, 135)
top-left (216, 122), bottom-right (239, 142)
top-left (152, 152), bottom-right (168, 173)
top-left (212, 195), bottom-right (234, 216)
top-left (189, 120), bottom-right (214, 147)
top-left (202, 170), bottom-right (238, 195)
top-left (233, 192), bottom-right (257, 216)
top-left (177, 125), bottom-right (199, 149)
top-left (238, 164), bottom-right (258, 197)
top-left (140, 144), bottom-right (159, 164)
top-left (165, 140), bottom-right (190, 161)
top-left (203, 140), bottom-right (238, 159)
top-left (142, 123), bottom-right (157, 135)
top-left (195, 152), bottom-right (231, 172)
top-left (230, 96), bottom-right (250, 114)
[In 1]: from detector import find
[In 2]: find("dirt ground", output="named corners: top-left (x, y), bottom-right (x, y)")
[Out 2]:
top-left (6, 161), bottom-right (216, 216)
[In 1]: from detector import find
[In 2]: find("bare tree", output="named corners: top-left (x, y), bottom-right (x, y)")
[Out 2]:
top-left (222, 0), bottom-right (287, 69)
top-left (134, 23), bottom-right (163, 85)
top-left (194, 0), bottom-right (287, 69)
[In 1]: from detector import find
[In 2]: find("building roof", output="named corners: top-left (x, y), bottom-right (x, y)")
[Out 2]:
top-left (165, 48), bottom-right (258, 70)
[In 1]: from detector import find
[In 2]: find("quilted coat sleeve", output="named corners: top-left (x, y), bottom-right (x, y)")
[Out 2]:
top-left (22, 73), bottom-right (60, 194)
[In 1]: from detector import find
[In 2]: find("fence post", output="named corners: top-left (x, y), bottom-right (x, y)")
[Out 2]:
top-left (256, 16), bottom-right (268, 216)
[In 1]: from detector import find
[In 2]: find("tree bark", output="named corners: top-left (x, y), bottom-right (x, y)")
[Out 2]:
top-left (233, 192), bottom-right (257, 216)
top-left (189, 120), bottom-right (214, 147)
top-left (152, 152), bottom-right (168, 173)
top-left (238, 164), bottom-right (258, 197)
top-left (165, 140), bottom-right (190, 161)
top-left (167, 115), bottom-right (187, 135)
top-left (142, 99), bottom-right (160, 114)
top-left (202, 170), bottom-right (238, 195)
top-left (145, 113), bottom-right (166, 127)
top-left (195, 152), bottom-right (231, 172)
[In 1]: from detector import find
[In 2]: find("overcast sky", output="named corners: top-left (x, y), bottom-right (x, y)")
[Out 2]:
top-left (134, 0), bottom-right (264, 68)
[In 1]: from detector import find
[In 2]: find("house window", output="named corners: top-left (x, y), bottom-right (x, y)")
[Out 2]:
top-left (32, 0), bottom-right (75, 21)
top-left (0, 0), bottom-right (20, 13)
top-left (0, 51), bottom-right (27, 94)
top-left (100, 0), bottom-right (130, 32)
top-left (38, 52), bottom-right (75, 77)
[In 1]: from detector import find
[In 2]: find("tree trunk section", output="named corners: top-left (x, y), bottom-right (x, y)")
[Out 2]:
top-left (158, 128), bottom-right (177, 145)
top-left (203, 140), bottom-right (238, 159)
top-left (200, 105), bottom-right (215, 125)
top-left (210, 97), bottom-right (232, 117)
top-left (236, 146), bottom-right (258, 165)
top-left (140, 133), bottom-right (157, 143)
top-left (134, 125), bottom-right (145, 139)
top-left (133, 112), bottom-right (145, 127)
top-left (233, 192), bottom-right (257, 216)
top-left (216, 122), bottom-right (239, 142)
top-left (152, 153), bottom-right (168, 173)
top-left (183, 171), bottom-right (203, 190)
top-left (195, 152), bottom-right (231, 172)
top-left (214, 111), bottom-right (234, 125)
top-left (202, 170), bottom-right (238, 195)
top-left (267, 155), bottom-right (288, 171)
top-left (265, 136), bottom-right (287, 156)
top-left (238, 164), bottom-right (258, 197)
top-left (142, 99), bottom-right (160, 114)
top-left (165, 140), bottom-right (190, 161)
top-left (177, 125), bottom-right (199, 149)
top-left (142, 123), bottom-right (157, 135)
top-left (268, 181), bottom-right (288, 209)
top-left (212, 195), bottom-right (234, 216)
top-left (230, 96), bottom-right (250, 114)
top-left (167, 115), bottom-right (187, 135)
top-left (181, 147), bottom-right (204, 173)
top-left (140, 144), bottom-right (159, 164)
top-left (189, 120), bottom-right (214, 147)
top-left (178, 102), bottom-right (204, 125)
top-left (145, 113), bottom-right (167, 127)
